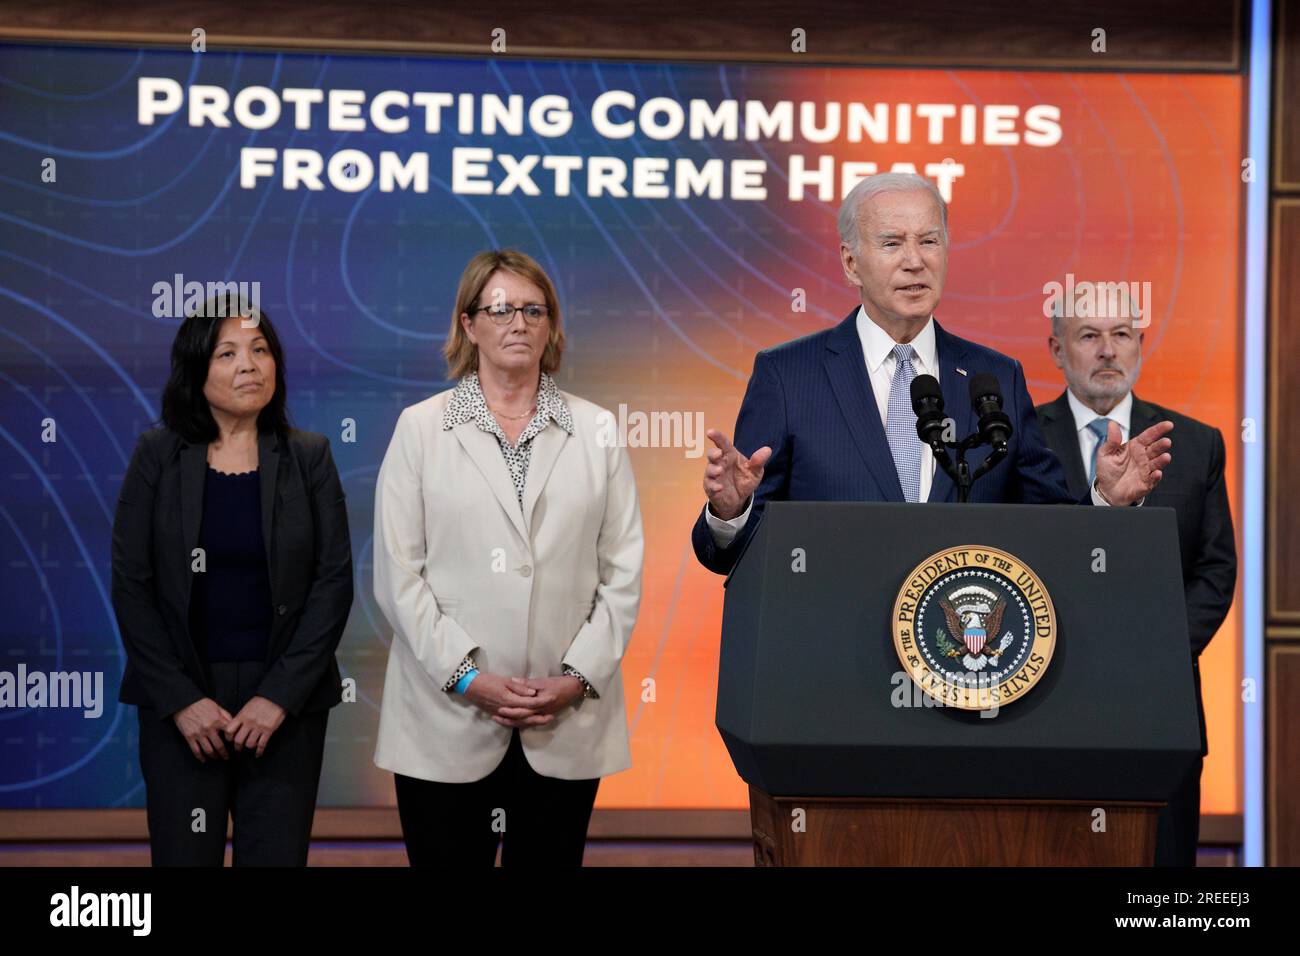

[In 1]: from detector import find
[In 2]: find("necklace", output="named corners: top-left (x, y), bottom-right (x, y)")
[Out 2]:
top-left (489, 402), bottom-right (536, 421)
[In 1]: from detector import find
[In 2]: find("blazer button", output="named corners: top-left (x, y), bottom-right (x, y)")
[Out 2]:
top-left (518, 564), bottom-right (532, 577)
top-left (277, 604), bottom-right (287, 615)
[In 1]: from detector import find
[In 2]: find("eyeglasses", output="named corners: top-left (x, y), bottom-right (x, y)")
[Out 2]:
top-left (472, 303), bottom-right (550, 326)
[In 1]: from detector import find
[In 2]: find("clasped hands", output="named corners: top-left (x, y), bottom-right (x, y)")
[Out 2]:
top-left (172, 695), bottom-right (286, 762)
top-left (463, 673), bottom-right (585, 728)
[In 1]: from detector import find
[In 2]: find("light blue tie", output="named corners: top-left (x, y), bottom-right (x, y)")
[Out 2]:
top-left (1087, 417), bottom-right (1112, 486)
top-left (885, 343), bottom-right (923, 502)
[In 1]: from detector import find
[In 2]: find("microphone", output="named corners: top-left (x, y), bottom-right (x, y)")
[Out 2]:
top-left (910, 374), bottom-right (959, 488)
top-left (969, 373), bottom-right (1013, 451)
top-left (909, 374), bottom-right (947, 448)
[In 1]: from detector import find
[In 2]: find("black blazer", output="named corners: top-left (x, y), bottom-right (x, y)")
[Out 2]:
top-left (111, 427), bottom-right (353, 720)
top-left (1036, 392), bottom-right (1237, 754)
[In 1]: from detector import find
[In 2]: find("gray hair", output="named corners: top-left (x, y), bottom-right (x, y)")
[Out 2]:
top-left (838, 172), bottom-right (949, 251)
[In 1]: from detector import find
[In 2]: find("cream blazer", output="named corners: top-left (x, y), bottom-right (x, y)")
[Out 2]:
top-left (372, 386), bottom-right (643, 782)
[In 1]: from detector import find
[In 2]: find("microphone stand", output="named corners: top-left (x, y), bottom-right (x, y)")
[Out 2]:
top-left (928, 431), bottom-right (1009, 503)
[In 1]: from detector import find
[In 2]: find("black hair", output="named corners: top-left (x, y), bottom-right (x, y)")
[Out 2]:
top-left (160, 292), bottom-right (290, 443)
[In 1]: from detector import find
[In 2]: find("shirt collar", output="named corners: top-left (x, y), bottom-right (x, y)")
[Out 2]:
top-left (442, 371), bottom-right (574, 436)
top-left (855, 306), bottom-right (937, 377)
top-left (1066, 388), bottom-right (1132, 436)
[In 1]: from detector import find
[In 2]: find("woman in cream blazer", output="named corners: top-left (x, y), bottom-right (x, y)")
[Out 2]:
top-left (372, 249), bottom-right (643, 867)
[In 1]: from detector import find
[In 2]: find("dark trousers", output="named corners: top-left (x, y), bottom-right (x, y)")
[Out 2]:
top-left (394, 730), bottom-right (600, 867)
top-left (1154, 756), bottom-right (1203, 867)
top-left (137, 660), bottom-right (329, 867)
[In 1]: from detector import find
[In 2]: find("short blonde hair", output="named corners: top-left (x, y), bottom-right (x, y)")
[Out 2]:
top-left (444, 249), bottom-right (566, 380)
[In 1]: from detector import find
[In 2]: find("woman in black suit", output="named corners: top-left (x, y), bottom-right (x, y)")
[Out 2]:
top-left (110, 295), bottom-right (353, 866)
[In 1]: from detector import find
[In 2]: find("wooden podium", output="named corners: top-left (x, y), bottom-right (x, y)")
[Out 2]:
top-left (748, 789), bottom-right (1162, 866)
top-left (716, 503), bottom-right (1199, 868)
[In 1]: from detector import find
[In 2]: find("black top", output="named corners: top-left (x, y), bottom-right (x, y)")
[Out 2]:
top-left (189, 466), bottom-right (273, 663)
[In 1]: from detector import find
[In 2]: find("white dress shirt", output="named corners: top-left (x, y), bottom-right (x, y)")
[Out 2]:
top-left (1067, 388), bottom-right (1134, 482)
top-left (859, 308), bottom-right (940, 502)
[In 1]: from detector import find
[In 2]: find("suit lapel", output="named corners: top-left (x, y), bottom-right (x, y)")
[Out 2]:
top-left (179, 443), bottom-right (207, 590)
top-left (522, 424), bottom-right (568, 536)
top-left (257, 431), bottom-right (279, 568)
top-left (1129, 394), bottom-right (1161, 439)
top-left (1127, 394), bottom-right (1165, 498)
top-left (452, 423), bottom-right (529, 543)
top-left (822, 312), bottom-right (905, 502)
top-left (1041, 392), bottom-right (1088, 499)
top-left (929, 322), bottom-right (974, 503)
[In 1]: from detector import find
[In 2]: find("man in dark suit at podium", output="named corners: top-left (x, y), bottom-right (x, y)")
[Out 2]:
top-left (691, 172), bottom-right (1174, 577)
top-left (1036, 292), bottom-right (1237, 867)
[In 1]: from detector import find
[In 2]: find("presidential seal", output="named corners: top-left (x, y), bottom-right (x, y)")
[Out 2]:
top-left (892, 546), bottom-right (1056, 711)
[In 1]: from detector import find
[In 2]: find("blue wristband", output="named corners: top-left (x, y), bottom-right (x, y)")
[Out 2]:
top-left (454, 669), bottom-right (479, 694)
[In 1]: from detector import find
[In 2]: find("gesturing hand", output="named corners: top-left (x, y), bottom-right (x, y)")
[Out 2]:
top-left (703, 429), bottom-right (772, 521)
top-left (172, 697), bottom-right (233, 763)
top-left (224, 695), bottom-right (286, 758)
top-left (1095, 419), bottom-right (1174, 506)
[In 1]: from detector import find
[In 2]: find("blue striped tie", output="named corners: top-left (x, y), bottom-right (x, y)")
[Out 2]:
top-left (885, 344), bottom-right (923, 502)
top-left (1087, 417), bottom-right (1112, 486)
